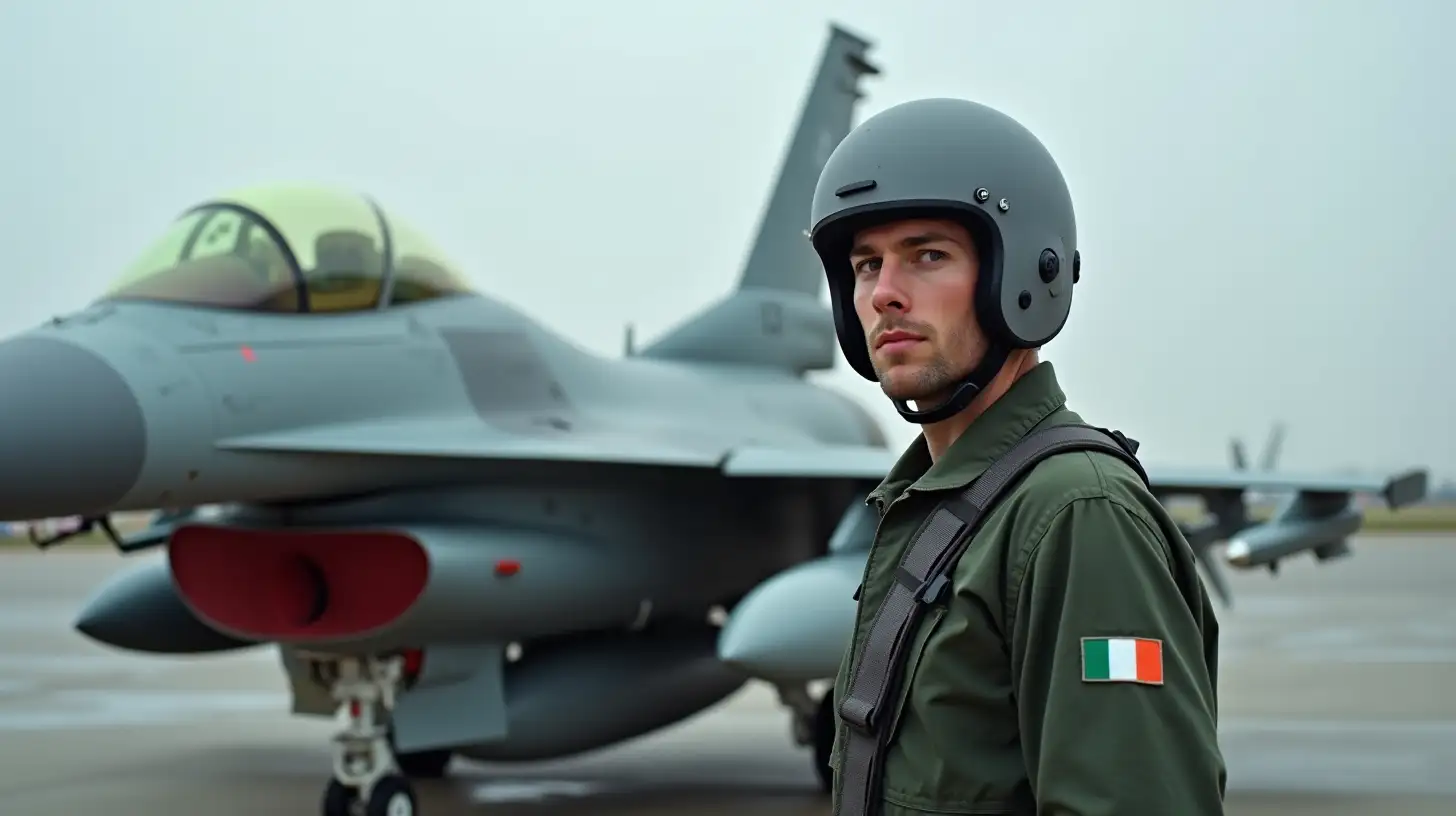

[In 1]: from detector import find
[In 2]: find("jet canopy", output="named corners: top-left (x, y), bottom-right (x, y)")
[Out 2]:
top-left (101, 184), bottom-right (474, 313)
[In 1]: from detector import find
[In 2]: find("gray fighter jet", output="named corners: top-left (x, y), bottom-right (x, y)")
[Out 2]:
top-left (3, 22), bottom-right (1428, 816)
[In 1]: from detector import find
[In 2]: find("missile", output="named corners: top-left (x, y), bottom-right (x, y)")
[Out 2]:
top-left (717, 552), bottom-right (864, 684)
top-left (1224, 506), bottom-right (1363, 570)
top-left (75, 558), bottom-right (257, 654)
top-left (166, 522), bottom-right (676, 652)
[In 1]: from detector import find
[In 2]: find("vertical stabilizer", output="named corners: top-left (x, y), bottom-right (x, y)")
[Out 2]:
top-left (1259, 422), bottom-right (1286, 472)
top-left (640, 24), bottom-right (879, 373)
top-left (737, 24), bottom-right (880, 296)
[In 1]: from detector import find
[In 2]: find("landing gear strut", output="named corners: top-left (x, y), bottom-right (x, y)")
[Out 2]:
top-left (311, 654), bottom-right (418, 816)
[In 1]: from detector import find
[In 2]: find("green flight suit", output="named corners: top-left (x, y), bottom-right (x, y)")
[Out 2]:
top-left (829, 362), bottom-right (1227, 815)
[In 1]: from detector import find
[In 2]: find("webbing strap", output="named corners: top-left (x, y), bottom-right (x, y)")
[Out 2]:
top-left (833, 424), bottom-right (1148, 816)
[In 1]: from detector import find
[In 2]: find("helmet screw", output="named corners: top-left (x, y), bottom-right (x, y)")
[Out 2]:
top-left (975, 187), bottom-right (990, 202)
top-left (1072, 250), bottom-right (1081, 283)
top-left (1018, 290), bottom-right (1032, 310)
top-left (998, 198), bottom-right (1010, 213)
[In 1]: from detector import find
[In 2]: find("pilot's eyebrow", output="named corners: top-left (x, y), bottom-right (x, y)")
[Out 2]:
top-left (850, 232), bottom-right (954, 259)
top-left (898, 231), bottom-right (954, 248)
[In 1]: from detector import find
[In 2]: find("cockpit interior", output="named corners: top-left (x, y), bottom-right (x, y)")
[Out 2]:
top-left (101, 186), bottom-right (474, 313)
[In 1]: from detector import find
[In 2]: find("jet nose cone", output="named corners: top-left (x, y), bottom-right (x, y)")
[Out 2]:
top-left (0, 336), bottom-right (146, 520)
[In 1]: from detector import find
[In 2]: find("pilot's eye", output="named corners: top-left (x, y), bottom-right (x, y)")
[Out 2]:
top-left (852, 257), bottom-right (880, 276)
top-left (918, 249), bottom-right (949, 263)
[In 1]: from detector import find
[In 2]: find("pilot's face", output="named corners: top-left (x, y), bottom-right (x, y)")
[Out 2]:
top-left (849, 217), bottom-right (988, 406)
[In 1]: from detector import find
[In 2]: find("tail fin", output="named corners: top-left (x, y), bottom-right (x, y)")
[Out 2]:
top-left (1259, 422), bottom-right (1286, 472)
top-left (737, 24), bottom-right (880, 297)
top-left (641, 23), bottom-right (879, 373)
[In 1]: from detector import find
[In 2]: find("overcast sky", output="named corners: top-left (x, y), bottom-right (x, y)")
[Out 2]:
top-left (2, 0), bottom-right (1451, 479)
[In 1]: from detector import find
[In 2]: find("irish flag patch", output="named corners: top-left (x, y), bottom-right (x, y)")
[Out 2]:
top-left (1080, 637), bottom-right (1163, 685)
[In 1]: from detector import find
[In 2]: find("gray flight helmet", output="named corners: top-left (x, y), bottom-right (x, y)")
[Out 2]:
top-left (808, 97), bottom-right (1080, 422)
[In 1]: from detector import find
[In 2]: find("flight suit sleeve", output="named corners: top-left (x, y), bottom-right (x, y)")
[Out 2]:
top-left (1008, 494), bottom-right (1226, 815)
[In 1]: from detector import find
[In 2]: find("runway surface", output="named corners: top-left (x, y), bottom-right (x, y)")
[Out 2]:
top-left (1, 534), bottom-right (1453, 815)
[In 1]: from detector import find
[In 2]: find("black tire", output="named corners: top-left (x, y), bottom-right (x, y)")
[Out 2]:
top-left (321, 779), bottom-right (355, 816)
top-left (364, 774), bottom-right (417, 816)
top-left (812, 689), bottom-right (835, 794)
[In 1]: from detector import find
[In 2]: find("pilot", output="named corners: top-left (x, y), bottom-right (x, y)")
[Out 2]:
top-left (808, 98), bottom-right (1227, 815)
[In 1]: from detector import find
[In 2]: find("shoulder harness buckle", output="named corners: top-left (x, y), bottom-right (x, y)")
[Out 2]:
top-left (893, 567), bottom-right (951, 606)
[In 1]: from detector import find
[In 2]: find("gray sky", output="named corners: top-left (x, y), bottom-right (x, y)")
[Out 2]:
top-left (2, 0), bottom-right (1451, 479)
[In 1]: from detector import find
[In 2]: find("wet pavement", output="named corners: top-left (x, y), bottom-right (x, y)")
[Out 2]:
top-left (1, 535), bottom-right (1454, 815)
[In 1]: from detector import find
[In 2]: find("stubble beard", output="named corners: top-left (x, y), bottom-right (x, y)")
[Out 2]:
top-left (873, 345), bottom-right (961, 409)
top-left (871, 322), bottom-right (988, 410)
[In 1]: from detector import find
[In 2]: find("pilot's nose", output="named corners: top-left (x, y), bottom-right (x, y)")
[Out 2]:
top-left (0, 336), bottom-right (146, 521)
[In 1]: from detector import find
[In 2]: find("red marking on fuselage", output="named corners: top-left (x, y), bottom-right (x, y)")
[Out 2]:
top-left (494, 559), bottom-right (520, 577)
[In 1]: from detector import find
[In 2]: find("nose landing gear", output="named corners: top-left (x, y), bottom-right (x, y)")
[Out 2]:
top-left (311, 654), bottom-right (419, 816)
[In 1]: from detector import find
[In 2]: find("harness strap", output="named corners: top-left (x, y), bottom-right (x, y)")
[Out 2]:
top-left (833, 424), bottom-right (1147, 816)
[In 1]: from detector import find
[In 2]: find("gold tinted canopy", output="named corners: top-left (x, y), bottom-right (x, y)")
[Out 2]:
top-left (103, 184), bottom-right (473, 313)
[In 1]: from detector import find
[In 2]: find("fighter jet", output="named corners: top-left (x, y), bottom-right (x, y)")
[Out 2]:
top-left (3, 23), bottom-right (1428, 816)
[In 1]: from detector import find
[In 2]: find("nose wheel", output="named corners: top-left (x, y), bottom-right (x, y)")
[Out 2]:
top-left (310, 653), bottom-right (420, 816)
top-left (323, 776), bottom-right (416, 816)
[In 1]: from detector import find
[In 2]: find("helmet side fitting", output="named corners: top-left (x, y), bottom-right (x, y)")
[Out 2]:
top-left (808, 98), bottom-right (1081, 425)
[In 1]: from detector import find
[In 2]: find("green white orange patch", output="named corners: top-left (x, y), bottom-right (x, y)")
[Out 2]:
top-left (1080, 636), bottom-right (1163, 685)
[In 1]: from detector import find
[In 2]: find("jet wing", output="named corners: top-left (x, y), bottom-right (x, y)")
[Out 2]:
top-left (723, 443), bottom-right (1429, 611)
top-left (221, 422), bottom-right (883, 474)
top-left (722, 445), bottom-right (1430, 508)
top-left (220, 423), bottom-right (1428, 511)
top-left (216, 417), bottom-right (727, 468)
top-left (1146, 465), bottom-right (1429, 508)
top-left (721, 444), bottom-right (900, 479)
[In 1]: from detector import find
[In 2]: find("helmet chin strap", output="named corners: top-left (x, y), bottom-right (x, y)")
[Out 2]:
top-left (890, 345), bottom-right (1010, 425)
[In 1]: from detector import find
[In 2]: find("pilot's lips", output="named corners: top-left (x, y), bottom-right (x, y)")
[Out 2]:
top-left (0, 336), bottom-right (146, 521)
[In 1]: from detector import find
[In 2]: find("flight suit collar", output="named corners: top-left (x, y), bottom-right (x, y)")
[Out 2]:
top-left (867, 361), bottom-right (1069, 509)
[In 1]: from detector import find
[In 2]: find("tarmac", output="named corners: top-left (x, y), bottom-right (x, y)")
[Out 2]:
top-left (1, 534), bottom-right (1453, 815)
